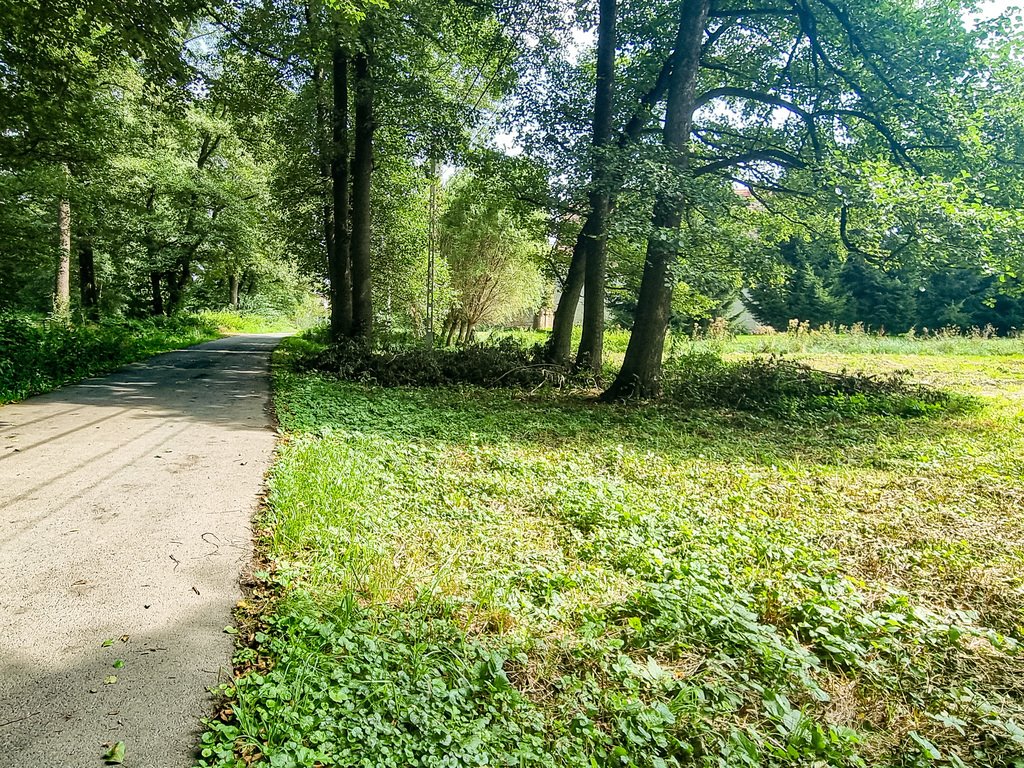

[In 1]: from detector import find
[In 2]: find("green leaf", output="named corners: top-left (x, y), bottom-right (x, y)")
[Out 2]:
top-left (908, 731), bottom-right (942, 760)
top-left (103, 741), bottom-right (126, 764)
top-left (113, 659), bottom-right (125, 669)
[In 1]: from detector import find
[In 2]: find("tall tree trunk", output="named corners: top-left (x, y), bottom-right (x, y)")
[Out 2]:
top-left (547, 232), bottom-right (588, 365)
top-left (426, 157), bottom-right (438, 345)
top-left (151, 271), bottom-right (164, 316)
top-left (165, 270), bottom-right (181, 314)
top-left (78, 235), bottom-right (99, 318)
top-left (576, 0), bottom-right (617, 376)
top-left (548, 9), bottom-right (673, 367)
top-left (229, 273), bottom-right (240, 308)
top-left (349, 47), bottom-right (375, 339)
top-left (602, 0), bottom-right (709, 401)
top-left (54, 180), bottom-right (71, 319)
top-left (166, 258), bottom-right (191, 315)
top-left (305, 6), bottom-right (341, 338)
top-left (239, 271), bottom-right (257, 301)
top-left (443, 312), bottom-right (458, 346)
top-left (330, 41), bottom-right (353, 340)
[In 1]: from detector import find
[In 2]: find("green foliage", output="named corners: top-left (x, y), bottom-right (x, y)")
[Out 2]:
top-left (301, 331), bottom-right (971, 421)
top-left (197, 595), bottom-right (558, 768)
top-left (195, 312), bottom-right (291, 335)
top-left (744, 236), bottom-right (1024, 335)
top-left (717, 326), bottom-right (1024, 358)
top-left (661, 353), bottom-right (970, 418)
top-left (302, 336), bottom-right (554, 388)
top-left (198, 334), bottom-right (1024, 767)
top-left (439, 173), bottom-right (546, 334)
top-left (0, 312), bottom-right (219, 403)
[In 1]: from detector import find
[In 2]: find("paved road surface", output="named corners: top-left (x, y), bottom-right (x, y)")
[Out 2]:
top-left (0, 334), bottom-right (283, 767)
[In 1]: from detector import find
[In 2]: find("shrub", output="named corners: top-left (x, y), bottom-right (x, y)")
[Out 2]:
top-left (302, 336), bottom-right (564, 389)
top-left (662, 352), bottom-right (969, 417)
top-left (0, 312), bottom-right (219, 402)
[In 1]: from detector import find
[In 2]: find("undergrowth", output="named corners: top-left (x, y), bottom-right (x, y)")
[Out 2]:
top-left (197, 335), bottom-right (1024, 768)
top-left (199, 310), bottom-right (299, 335)
top-left (0, 312), bottom-right (220, 403)
top-left (302, 335), bottom-right (967, 419)
top-left (302, 335), bottom-right (556, 389)
top-left (662, 353), bottom-right (972, 417)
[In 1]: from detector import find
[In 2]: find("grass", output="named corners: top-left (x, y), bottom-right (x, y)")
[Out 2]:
top-left (0, 310), bottom-right (297, 404)
top-left (198, 331), bottom-right (1024, 768)
top-left (198, 310), bottom-right (301, 335)
top-left (488, 326), bottom-right (1024, 367)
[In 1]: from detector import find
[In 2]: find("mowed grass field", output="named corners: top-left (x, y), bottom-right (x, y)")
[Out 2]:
top-left (198, 333), bottom-right (1024, 768)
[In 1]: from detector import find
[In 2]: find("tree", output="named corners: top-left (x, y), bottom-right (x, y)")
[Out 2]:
top-left (597, 0), bottom-right (986, 398)
top-left (439, 174), bottom-right (544, 343)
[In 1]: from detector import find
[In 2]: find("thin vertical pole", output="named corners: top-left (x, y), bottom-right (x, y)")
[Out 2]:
top-left (426, 156), bottom-right (437, 346)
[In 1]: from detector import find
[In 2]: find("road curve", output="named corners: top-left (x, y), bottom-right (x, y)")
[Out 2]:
top-left (0, 334), bottom-right (283, 767)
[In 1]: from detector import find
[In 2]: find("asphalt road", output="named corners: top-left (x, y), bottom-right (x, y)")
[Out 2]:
top-left (0, 334), bottom-right (283, 767)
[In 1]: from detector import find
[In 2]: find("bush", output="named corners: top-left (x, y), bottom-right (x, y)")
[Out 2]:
top-left (662, 351), bottom-right (969, 417)
top-left (294, 333), bottom-right (968, 419)
top-left (0, 313), bottom-right (219, 402)
top-left (302, 336), bottom-right (563, 389)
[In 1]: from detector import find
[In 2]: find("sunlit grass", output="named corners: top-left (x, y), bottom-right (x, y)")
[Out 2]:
top-left (199, 333), bottom-right (1024, 768)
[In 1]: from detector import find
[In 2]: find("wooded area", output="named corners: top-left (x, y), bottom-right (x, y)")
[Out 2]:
top-left (5, 0), bottom-right (1024, 398)
top-left (5, 2), bottom-right (1024, 766)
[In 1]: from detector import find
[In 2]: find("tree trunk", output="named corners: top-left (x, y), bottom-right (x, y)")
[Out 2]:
top-left (165, 270), bottom-right (180, 314)
top-left (305, 7), bottom-right (342, 337)
top-left (243, 271), bottom-right (257, 297)
top-left (349, 47), bottom-right (375, 340)
top-left (229, 273), bottom-right (240, 308)
top-left (78, 235), bottom-right (99, 318)
top-left (329, 40), bottom-right (353, 340)
top-left (151, 271), bottom-right (164, 316)
top-left (602, 0), bottom-right (709, 401)
top-left (165, 260), bottom-right (190, 315)
top-left (575, 0), bottom-right (617, 376)
top-left (547, 232), bottom-right (588, 365)
top-left (549, 0), bottom-right (669, 369)
top-left (54, 189), bottom-right (71, 319)
top-left (443, 313), bottom-right (458, 346)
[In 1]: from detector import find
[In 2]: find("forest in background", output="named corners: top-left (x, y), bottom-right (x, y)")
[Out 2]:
top-left (6, 3), bottom-right (1024, 765)
top-left (4, 0), bottom-right (1024, 399)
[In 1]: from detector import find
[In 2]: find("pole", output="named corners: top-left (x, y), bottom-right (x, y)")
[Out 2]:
top-left (426, 156), bottom-right (437, 346)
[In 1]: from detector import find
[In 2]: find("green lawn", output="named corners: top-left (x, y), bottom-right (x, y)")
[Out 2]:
top-left (198, 336), bottom-right (1024, 768)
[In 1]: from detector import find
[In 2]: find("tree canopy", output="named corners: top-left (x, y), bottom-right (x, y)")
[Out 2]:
top-left (2, 0), bottom-right (1023, 394)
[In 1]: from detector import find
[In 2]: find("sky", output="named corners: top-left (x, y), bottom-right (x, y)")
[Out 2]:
top-left (972, 0), bottom-right (1022, 24)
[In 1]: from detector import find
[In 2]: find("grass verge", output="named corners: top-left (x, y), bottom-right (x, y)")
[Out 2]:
top-left (199, 334), bottom-right (1024, 768)
top-left (0, 310), bottom-right (301, 404)
top-left (0, 313), bottom-right (224, 403)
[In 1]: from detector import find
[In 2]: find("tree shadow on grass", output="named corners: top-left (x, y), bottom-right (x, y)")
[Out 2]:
top-left (274, 371), bottom-right (980, 469)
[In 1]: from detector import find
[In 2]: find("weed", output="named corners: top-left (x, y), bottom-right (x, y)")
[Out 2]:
top-left (661, 352), bottom-right (972, 417)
